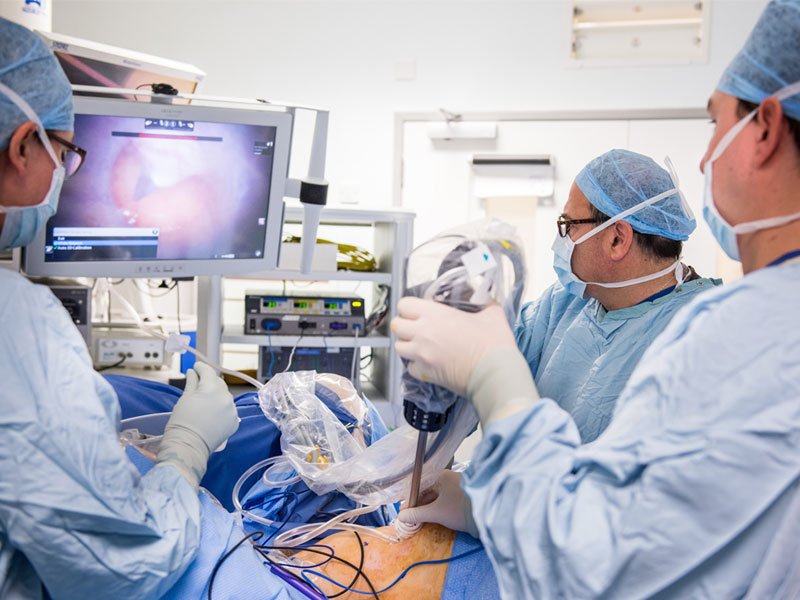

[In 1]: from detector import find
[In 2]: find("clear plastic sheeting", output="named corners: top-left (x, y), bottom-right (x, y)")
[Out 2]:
top-left (402, 218), bottom-right (527, 417)
top-left (257, 219), bottom-right (526, 507)
top-left (258, 370), bottom-right (479, 506)
top-left (405, 218), bottom-right (526, 326)
top-left (118, 412), bottom-right (171, 456)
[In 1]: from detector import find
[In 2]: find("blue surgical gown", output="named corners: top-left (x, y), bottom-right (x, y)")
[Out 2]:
top-left (514, 276), bottom-right (720, 442)
top-left (464, 259), bottom-right (800, 599)
top-left (0, 270), bottom-right (201, 600)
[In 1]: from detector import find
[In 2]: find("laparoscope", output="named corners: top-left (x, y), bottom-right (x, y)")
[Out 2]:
top-left (400, 225), bottom-right (526, 510)
top-left (112, 219), bottom-right (525, 544)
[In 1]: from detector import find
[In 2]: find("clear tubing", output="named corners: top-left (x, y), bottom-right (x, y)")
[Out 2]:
top-left (232, 456), bottom-right (286, 528)
top-left (273, 505), bottom-right (402, 547)
top-left (184, 344), bottom-right (263, 389)
top-left (392, 518), bottom-right (422, 540)
top-left (113, 284), bottom-right (422, 544)
top-left (262, 461), bottom-right (302, 487)
top-left (108, 283), bottom-right (264, 390)
top-left (232, 451), bottom-right (415, 546)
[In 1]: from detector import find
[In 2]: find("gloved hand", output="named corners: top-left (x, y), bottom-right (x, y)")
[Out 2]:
top-left (397, 470), bottom-right (479, 537)
top-left (155, 362), bottom-right (240, 490)
top-left (392, 298), bottom-right (517, 397)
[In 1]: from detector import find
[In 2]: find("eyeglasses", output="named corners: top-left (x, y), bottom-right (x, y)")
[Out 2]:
top-left (45, 131), bottom-right (87, 178)
top-left (556, 216), bottom-right (605, 238)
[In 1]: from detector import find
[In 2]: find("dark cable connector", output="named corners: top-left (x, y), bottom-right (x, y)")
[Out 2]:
top-left (151, 83), bottom-right (179, 95)
top-left (262, 318), bottom-right (281, 331)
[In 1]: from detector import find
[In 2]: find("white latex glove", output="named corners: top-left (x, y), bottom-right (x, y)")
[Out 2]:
top-left (397, 470), bottom-right (478, 537)
top-left (392, 297), bottom-right (517, 397)
top-left (155, 362), bottom-right (239, 490)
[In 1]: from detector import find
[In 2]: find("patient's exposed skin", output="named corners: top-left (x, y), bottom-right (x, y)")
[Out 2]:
top-left (292, 523), bottom-right (455, 600)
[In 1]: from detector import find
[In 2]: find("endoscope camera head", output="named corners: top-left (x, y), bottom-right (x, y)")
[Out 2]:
top-left (400, 221), bottom-right (526, 431)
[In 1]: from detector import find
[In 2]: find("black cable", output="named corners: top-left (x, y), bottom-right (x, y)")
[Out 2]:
top-left (312, 492), bottom-right (341, 518)
top-left (360, 352), bottom-right (374, 370)
top-left (262, 490), bottom-right (306, 543)
top-left (257, 543), bottom-right (379, 599)
top-left (208, 531), bottom-right (263, 600)
top-left (327, 531), bottom-right (367, 599)
top-left (260, 551), bottom-right (333, 598)
top-left (134, 82), bottom-right (178, 102)
top-left (208, 530), bottom-right (390, 600)
top-left (134, 278), bottom-right (177, 298)
top-left (95, 355), bottom-right (126, 372)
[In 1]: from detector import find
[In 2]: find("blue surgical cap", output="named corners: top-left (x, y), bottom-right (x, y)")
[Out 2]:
top-left (717, 0), bottom-right (800, 121)
top-left (575, 149), bottom-right (696, 241)
top-left (0, 17), bottom-right (73, 151)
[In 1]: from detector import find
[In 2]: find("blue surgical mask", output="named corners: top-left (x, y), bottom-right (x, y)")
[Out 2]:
top-left (0, 168), bottom-right (64, 250)
top-left (553, 163), bottom-right (688, 298)
top-left (702, 80), bottom-right (800, 261)
top-left (0, 80), bottom-right (66, 251)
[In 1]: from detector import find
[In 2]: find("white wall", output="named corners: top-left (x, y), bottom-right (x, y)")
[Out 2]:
top-left (402, 115), bottom-right (721, 300)
top-left (54, 0), bottom-right (768, 209)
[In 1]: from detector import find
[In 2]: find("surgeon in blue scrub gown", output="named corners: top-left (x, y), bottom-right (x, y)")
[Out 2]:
top-left (0, 18), bottom-right (263, 600)
top-left (394, 1), bottom-right (800, 597)
top-left (516, 150), bottom-right (720, 442)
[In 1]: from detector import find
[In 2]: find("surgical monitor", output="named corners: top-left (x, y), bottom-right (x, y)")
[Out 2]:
top-left (23, 96), bottom-right (292, 278)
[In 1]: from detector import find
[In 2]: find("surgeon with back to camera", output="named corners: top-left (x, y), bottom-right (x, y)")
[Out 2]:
top-left (394, 0), bottom-right (800, 597)
top-left (0, 18), bottom-right (242, 599)
top-left (515, 149), bottom-right (719, 442)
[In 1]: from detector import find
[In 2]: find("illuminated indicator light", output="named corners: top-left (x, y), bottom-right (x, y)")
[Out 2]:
top-left (352, 301), bottom-right (362, 307)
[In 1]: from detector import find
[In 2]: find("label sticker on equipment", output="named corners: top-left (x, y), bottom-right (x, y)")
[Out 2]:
top-left (461, 243), bottom-right (497, 278)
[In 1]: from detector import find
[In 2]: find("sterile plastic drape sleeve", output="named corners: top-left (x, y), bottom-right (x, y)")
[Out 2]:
top-left (0, 271), bottom-right (202, 599)
top-left (258, 371), bottom-right (478, 506)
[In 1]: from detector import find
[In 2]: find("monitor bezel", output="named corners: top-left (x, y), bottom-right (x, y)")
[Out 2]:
top-left (23, 96), bottom-right (292, 278)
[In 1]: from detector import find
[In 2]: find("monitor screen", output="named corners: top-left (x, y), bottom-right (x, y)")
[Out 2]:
top-left (23, 97), bottom-right (291, 277)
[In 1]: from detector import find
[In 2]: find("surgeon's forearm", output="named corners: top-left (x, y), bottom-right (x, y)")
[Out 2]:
top-left (467, 347), bottom-right (539, 428)
top-left (154, 431), bottom-right (210, 492)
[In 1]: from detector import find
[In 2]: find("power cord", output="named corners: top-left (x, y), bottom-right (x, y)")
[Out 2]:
top-left (300, 545), bottom-right (482, 596)
top-left (258, 537), bottom-right (379, 600)
top-left (208, 531), bottom-right (381, 600)
top-left (95, 354), bottom-right (126, 372)
top-left (264, 319), bottom-right (281, 379)
top-left (283, 329), bottom-right (306, 373)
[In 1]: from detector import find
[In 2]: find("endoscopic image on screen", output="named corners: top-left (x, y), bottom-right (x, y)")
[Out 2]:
top-left (45, 114), bottom-right (277, 262)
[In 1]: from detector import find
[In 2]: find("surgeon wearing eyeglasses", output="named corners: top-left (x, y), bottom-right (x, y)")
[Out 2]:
top-left (394, 0), bottom-right (800, 597)
top-left (514, 149), bottom-right (720, 443)
top-left (0, 18), bottom-right (241, 599)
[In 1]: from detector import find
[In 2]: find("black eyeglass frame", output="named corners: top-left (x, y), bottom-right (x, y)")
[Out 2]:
top-left (45, 131), bottom-right (87, 178)
top-left (556, 217), bottom-right (606, 238)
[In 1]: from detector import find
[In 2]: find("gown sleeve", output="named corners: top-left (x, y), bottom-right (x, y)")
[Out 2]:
top-left (463, 271), bottom-right (800, 599)
top-left (0, 274), bottom-right (202, 599)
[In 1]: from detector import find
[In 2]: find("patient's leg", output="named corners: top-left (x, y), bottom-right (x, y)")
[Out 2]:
top-left (292, 523), bottom-right (455, 600)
